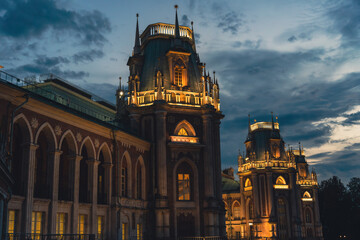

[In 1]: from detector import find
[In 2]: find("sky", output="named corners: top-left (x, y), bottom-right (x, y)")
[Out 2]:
top-left (1, 0), bottom-right (360, 182)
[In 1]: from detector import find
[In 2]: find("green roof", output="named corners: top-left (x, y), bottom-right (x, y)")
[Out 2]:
top-left (222, 176), bottom-right (240, 194)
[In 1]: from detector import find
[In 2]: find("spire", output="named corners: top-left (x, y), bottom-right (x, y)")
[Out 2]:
top-left (248, 114), bottom-right (251, 133)
top-left (174, 5), bottom-right (180, 39)
top-left (118, 76), bottom-right (122, 90)
top-left (299, 142), bottom-right (302, 156)
top-left (271, 111), bottom-right (275, 130)
top-left (133, 13), bottom-right (141, 55)
top-left (191, 21), bottom-right (197, 52)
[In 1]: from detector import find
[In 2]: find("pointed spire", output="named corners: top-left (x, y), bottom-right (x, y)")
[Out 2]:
top-left (271, 111), bottom-right (275, 130)
top-left (299, 142), bottom-right (302, 156)
top-left (248, 114), bottom-right (251, 133)
top-left (118, 76), bottom-right (122, 90)
top-left (191, 21), bottom-right (197, 52)
top-left (174, 5), bottom-right (180, 39)
top-left (133, 13), bottom-right (141, 55)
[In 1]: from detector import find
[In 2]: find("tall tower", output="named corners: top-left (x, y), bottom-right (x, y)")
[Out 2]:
top-left (234, 116), bottom-right (323, 239)
top-left (124, 7), bottom-right (225, 239)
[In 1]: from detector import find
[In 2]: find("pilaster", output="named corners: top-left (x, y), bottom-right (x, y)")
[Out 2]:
top-left (72, 155), bottom-right (83, 233)
top-left (49, 149), bottom-right (62, 234)
top-left (87, 158), bottom-right (100, 234)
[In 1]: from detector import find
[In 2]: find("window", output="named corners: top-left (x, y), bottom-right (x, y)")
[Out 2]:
top-left (303, 191), bottom-right (311, 198)
top-left (174, 67), bottom-right (182, 86)
top-left (137, 224), bottom-right (142, 240)
top-left (233, 202), bottom-right (241, 219)
top-left (122, 223), bottom-right (128, 240)
top-left (8, 210), bottom-right (16, 240)
top-left (78, 215), bottom-right (86, 235)
top-left (98, 216), bottom-right (104, 239)
top-left (31, 212), bottom-right (42, 240)
top-left (178, 128), bottom-right (188, 136)
top-left (276, 176), bottom-right (286, 185)
top-left (248, 201), bottom-right (254, 219)
top-left (56, 213), bottom-right (66, 236)
top-left (177, 162), bottom-right (192, 201)
top-left (121, 160), bottom-right (128, 197)
top-left (305, 209), bottom-right (312, 223)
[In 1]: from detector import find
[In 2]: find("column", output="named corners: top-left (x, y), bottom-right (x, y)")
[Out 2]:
top-left (87, 158), bottom-right (100, 234)
top-left (202, 114), bottom-right (214, 199)
top-left (251, 173), bottom-right (260, 218)
top-left (22, 143), bottom-right (38, 233)
top-left (49, 150), bottom-right (62, 234)
top-left (72, 155), bottom-right (83, 233)
top-left (266, 172), bottom-right (274, 217)
top-left (289, 172), bottom-right (300, 238)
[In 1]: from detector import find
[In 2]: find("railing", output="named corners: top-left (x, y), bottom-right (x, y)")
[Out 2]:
top-left (141, 23), bottom-right (193, 43)
top-left (5, 234), bottom-right (96, 240)
top-left (0, 71), bottom-right (115, 123)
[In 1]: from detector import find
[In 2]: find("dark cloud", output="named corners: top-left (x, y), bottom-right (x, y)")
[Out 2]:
top-left (0, 0), bottom-right (111, 45)
top-left (206, 48), bottom-right (360, 179)
top-left (72, 50), bottom-right (104, 64)
top-left (181, 14), bottom-right (190, 27)
top-left (34, 55), bottom-right (70, 67)
top-left (217, 11), bottom-right (245, 35)
top-left (288, 36), bottom-right (297, 42)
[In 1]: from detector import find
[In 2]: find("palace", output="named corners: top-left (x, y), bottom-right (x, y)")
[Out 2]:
top-left (0, 7), bottom-right (225, 240)
top-left (222, 117), bottom-right (323, 239)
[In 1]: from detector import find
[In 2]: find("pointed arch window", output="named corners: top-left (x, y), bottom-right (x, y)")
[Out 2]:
top-left (274, 176), bottom-right (289, 189)
top-left (305, 208), bottom-right (312, 223)
top-left (178, 128), bottom-right (188, 136)
top-left (174, 66), bottom-right (183, 86)
top-left (233, 202), bottom-right (241, 220)
top-left (244, 178), bottom-right (252, 191)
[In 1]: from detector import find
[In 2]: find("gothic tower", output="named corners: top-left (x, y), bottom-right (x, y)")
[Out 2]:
top-left (123, 7), bottom-right (225, 239)
top-left (233, 115), bottom-right (323, 239)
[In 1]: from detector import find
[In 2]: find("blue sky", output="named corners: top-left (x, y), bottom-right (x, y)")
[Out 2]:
top-left (1, 0), bottom-right (360, 182)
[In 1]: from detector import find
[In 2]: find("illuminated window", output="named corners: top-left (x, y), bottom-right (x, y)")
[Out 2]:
top-left (233, 202), bottom-right (241, 220)
top-left (174, 67), bottom-right (182, 86)
top-left (245, 178), bottom-right (252, 187)
top-left (177, 162), bottom-right (192, 201)
top-left (31, 212), bottom-right (42, 240)
top-left (56, 213), bottom-right (66, 236)
top-left (122, 223), bottom-right (128, 240)
top-left (137, 224), bottom-right (142, 240)
top-left (121, 160), bottom-right (128, 197)
top-left (98, 216), bottom-right (104, 239)
top-left (8, 210), bottom-right (16, 240)
top-left (303, 191), bottom-right (311, 198)
top-left (78, 215), bottom-right (86, 235)
top-left (276, 176), bottom-right (286, 185)
top-left (178, 128), bottom-right (188, 136)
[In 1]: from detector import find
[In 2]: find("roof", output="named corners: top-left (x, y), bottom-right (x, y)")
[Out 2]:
top-left (222, 175), bottom-right (240, 194)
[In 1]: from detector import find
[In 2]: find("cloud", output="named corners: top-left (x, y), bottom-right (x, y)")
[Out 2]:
top-left (72, 50), bottom-right (104, 64)
top-left (34, 55), bottom-right (70, 67)
top-left (0, 0), bottom-right (111, 45)
top-left (217, 11), bottom-right (245, 35)
top-left (81, 83), bottom-right (117, 103)
top-left (181, 14), bottom-right (190, 27)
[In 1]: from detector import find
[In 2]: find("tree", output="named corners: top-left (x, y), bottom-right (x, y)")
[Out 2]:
top-left (347, 177), bottom-right (360, 238)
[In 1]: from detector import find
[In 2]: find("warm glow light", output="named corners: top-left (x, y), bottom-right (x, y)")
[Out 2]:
top-left (301, 198), bottom-right (313, 201)
top-left (0, 65), bottom-right (4, 69)
top-left (170, 136), bottom-right (199, 143)
top-left (273, 184), bottom-right (289, 189)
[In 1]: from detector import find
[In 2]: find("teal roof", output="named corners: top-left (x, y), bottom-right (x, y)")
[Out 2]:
top-left (222, 176), bottom-right (240, 194)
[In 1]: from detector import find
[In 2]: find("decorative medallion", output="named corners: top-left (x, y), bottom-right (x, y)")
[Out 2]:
top-left (94, 139), bottom-right (100, 148)
top-left (30, 118), bottom-right (39, 129)
top-left (76, 133), bottom-right (82, 143)
top-left (54, 125), bottom-right (62, 136)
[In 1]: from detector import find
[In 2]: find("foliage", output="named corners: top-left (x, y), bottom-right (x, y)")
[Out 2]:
top-left (319, 176), bottom-right (360, 240)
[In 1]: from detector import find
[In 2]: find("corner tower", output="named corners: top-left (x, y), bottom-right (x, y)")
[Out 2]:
top-left (123, 7), bottom-right (225, 239)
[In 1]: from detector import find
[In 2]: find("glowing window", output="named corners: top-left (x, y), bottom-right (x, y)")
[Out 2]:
top-left (137, 224), bottom-right (142, 240)
top-left (31, 212), bottom-right (42, 240)
top-left (175, 67), bottom-right (182, 86)
top-left (178, 128), bottom-right (188, 136)
top-left (178, 173), bottom-right (190, 200)
top-left (98, 216), bottom-right (104, 239)
top-left (233, 202), bottom-right (241, 219)
top-left (8, 210), bottom-right (16, 240)
top-left (122, 223), bottom-right (128, 240)
top-left (245, 178), bottom-right (252, 187)
top-left (276, 176), bottom-right (286, 185)
top-left (78, 215), bottom-right (86, 235)
top-left (303, 191), bottom-right (311, 198)
top-left (56, 213), bottom-right (66, 236)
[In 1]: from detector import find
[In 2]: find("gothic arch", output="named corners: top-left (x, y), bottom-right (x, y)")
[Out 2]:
top-left (135, 155), bottom-right (146, 200)
top-left (97, 142), bottom-right (112, 163)
top-left (59, 129), bottom-right (78, 155)
top-left (120, 151), bottom-right (132, 197)
top-left (79, 136), bottom-right (96, 159)
top-left (174, 120), bottom-right (196, 136)
top-left (232, 200), bottom-right (241, 220)
top-left (276, 176), bottom-right (286, 185)
top-left (35, 122), bottom-right (58, 149)
top-left (173, 158), bottom-right (199, 201)
top-left (304, 207), bottom-right (313, 224)
top-left (13, 113), bottom-right (33, 143)
top-left (246, 198), bottom-right (254, 219)
top-left (245, 178), bottom-right (252, 187)
top-left (303, 191), bottom-right (311, 198)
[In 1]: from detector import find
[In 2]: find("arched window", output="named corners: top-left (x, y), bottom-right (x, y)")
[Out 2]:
top-left (303, 191), bottom-right (311, 198)
top-left (277, 198), bottom-right (288, 239)
top-left (233, 201), bottom-right (241, 220)
top-left (121, 158), bottom-right (128, 197)
top-left (305, 208), bottom-right (312, 223)
top-left (59, 136), bottom-right (76, 201)
top-left (245, 178), bottom-right (252, 187)
top-left (98, 151), bottom-right (106, 204)
top-left (79, 146), bottom-right (90, 203)
top-left (174, 66), bottom-right (183, 86)
top-left (176, 162), bottom-right (193, 201)
top-left (276, 176), bottom-right (286, 185)
top-left (178, 128), bottom-right (188, 136)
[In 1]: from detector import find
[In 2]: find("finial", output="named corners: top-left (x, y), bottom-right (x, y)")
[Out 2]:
top-left (299, 142), bottom-right (302, 156)
top-left (254, 119), bottom-right (257, 122)
top-left (133, 13), bottom-right (141, 55)
top-left (213, 71), bottom-right (216, 80)
top-left (276, 116), bottom-right (278, 123)
top-left (174, 5), bottom-right (180, 39)
top-left (248, 114), bottom-right (251, 132)
top-left (119, 76), bottom-right (122, 88)
top-left (271, 111), bottom-right (275, 130)
top-left (191, 21), bottom-right (197, 52)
